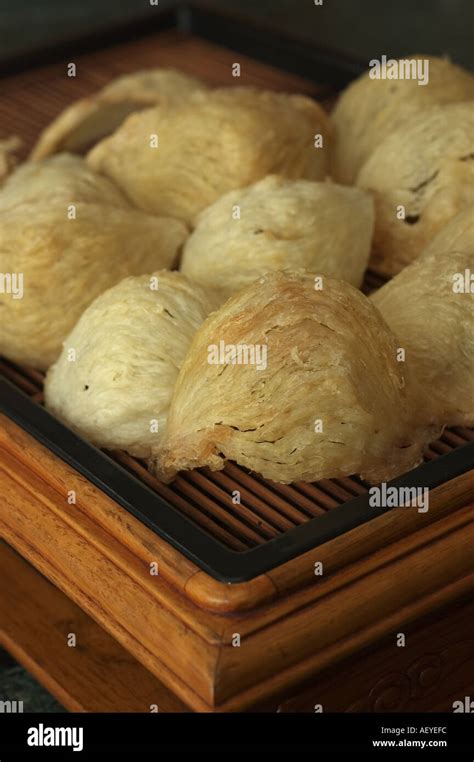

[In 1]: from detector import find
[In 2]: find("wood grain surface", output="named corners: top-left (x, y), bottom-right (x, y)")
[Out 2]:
top-left (0, 541), bottom-right (189, 712)
top-left (277, 594), bottom-right (474, 713)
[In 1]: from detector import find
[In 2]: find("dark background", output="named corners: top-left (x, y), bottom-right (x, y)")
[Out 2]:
top-left (1, 0), bottom-right (472, 713)
top-left (0, 0), bottom-right (473, 71)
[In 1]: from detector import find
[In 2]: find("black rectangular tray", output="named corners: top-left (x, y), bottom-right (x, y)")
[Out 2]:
top-left (0, 3), bottom-right (472, 583)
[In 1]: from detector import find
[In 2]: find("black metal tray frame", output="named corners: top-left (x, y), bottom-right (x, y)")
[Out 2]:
top-left (0, 3), bottom-right (472, 582)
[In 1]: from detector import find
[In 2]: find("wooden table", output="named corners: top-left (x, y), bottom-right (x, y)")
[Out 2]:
top-left (1, 413), bottom-right (473, 712)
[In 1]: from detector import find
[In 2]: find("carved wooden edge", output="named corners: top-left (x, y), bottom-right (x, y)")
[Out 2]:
top-left (187, 471), bottom-right (474, 611)
top-left (0, 415), bottom-right (276, 613)
top-left (1, 414), bottom-right (472, 614)
top-left (0, 542), bottom-right (190, 712)
top-left (276, 594), bottom-right (474, 713)
top-left (1, 414), bottom-right (473, 710)
top-left (214, 523), bottom-right (474, 709)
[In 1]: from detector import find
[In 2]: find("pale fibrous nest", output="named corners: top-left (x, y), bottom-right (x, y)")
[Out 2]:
top-left (5, 61), bottom-right (473, 485)
top-left (31, 69), bottom-right (208, 159)
top-left (45, 271), bottom-right (220, 457)
top-left (180, 175), bottom-right (374, 298)
top-left (0, 154), bottom-right (187, 370)
top-left (151, 271), bottom-right (435, 485)
top-left (371, 209), bottom-right (474, 429)
top-left (331, 54), bottom-right (474, 184)
top-left (356, 102), bottom-right (474, 276)
top-left (87, 86), bottom-right (332, 224)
